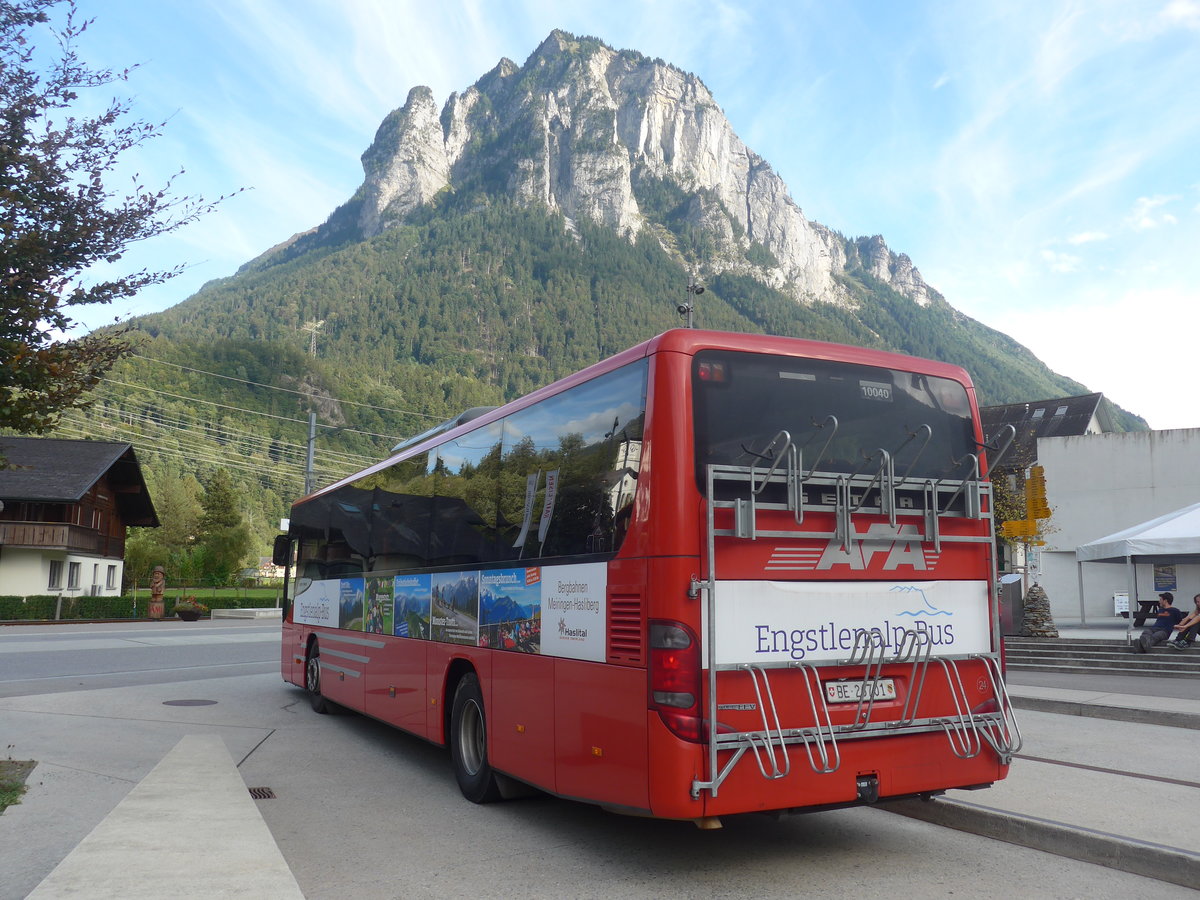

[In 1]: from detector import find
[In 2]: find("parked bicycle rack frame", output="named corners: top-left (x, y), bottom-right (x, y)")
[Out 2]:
top-left (692, 424), bottom-right (1022, 801)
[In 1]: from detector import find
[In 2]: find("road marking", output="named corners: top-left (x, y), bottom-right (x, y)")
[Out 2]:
top-left (0, 660), bottom-right (278, 684)
top-left (0, 634), bottom-right (279, 653)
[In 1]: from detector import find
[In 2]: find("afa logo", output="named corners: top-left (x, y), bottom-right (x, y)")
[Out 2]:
top-left (766, 523), bottom-right (940, 572)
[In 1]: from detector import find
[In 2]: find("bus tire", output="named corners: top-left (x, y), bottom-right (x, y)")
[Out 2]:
top-left (450, 672), bottom-right (502, 804)
top-left (306, 640), bottom-right (333, 715)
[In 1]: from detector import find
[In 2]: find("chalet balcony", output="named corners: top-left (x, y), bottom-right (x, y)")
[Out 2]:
top-left (0, 521), bottom-right (122, 557)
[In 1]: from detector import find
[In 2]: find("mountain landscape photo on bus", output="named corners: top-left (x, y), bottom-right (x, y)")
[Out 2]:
top-left (338, 578), bottom-right (364, 631)
top-left (393, 574), bottom-right (432, 639)
top-left (479, 568), bottom-right (542, 653)
top-left (430, 572), bottom-right (480, 645)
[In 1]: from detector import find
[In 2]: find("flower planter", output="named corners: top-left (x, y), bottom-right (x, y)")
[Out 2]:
top-left (176, 610), bottom-right (201, 621)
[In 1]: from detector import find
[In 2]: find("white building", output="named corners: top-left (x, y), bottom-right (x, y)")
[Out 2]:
top-left (1037, 428), bottom-right (1200, 622)
top-left (0, 438), bottom-right (158, 599)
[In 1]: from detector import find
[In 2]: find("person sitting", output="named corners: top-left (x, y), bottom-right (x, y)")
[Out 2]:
top-left (1133, 592), bottom-right (1184, 652)
top-left (1168, 593), bottom-right (1200, 650)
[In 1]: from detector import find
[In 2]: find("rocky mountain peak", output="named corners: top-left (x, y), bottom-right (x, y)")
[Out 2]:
top-left (343, 30), bottom-right (933, 309)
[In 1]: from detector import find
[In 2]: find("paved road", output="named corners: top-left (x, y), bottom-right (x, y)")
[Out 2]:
top-left (0, 619), bottom-right (279, 698)
top-left (2, 621), bottom-right (1194, 899)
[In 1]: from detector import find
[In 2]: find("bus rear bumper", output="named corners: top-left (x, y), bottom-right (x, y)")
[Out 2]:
top-left (645, 714), bottom-right (1008, 820)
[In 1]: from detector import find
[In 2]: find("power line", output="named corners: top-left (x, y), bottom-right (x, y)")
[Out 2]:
top-left (125, 353), bottom-right (443, 419)
top-left (57, 420), bottom-right (310, 483)
top-left (57, 425), bottom-right (358, 490)
top-left (84, 397), bottom-right (383, 467)
top-left (99, 378), bottom-right (403, 440)
top-left (59, 412), bottom-right (365, 485)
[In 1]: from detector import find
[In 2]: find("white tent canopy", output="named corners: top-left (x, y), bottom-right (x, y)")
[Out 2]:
top-left (1074, 501), bottom-right (1200, 627)
top-left (1076, 501), bottom-right (1200, 563)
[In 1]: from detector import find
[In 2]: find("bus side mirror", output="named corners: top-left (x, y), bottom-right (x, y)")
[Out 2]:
top-left (272, 534), bottom-right (291, 567)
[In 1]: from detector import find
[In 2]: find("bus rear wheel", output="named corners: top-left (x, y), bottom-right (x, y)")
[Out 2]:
top-left (306, 640), bottom-right (333, 714)
top-left (450, 672), bottom-right (502, 803)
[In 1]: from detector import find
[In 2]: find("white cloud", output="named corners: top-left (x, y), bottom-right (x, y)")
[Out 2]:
top-left (1041, 249), bottom-right (1081, 273)
top-left (1129, 195), bottom-right (1180, 229)
top-left (1161, 0), bottom-right (1200, 30)
top-left (1067, 231), bottom-right (1109, 245)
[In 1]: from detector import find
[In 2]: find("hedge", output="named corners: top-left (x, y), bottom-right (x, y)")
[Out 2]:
top-left (0, 593), bottom-right (281, 621)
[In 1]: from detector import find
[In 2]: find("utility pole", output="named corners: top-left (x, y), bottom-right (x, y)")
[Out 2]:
top-left (301, 319), bottom-right (324, 495)
top-left (301, 319), bottom-right (325, 356)
top-left (304, 411), bottom-right (317, 495)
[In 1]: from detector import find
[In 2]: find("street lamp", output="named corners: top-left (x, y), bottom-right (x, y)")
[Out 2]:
top-left (677, 280), bottom-right (704, 329)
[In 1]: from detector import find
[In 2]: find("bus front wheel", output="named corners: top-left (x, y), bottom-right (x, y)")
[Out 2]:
top-left (306, 640), bottom-right (333, 714)
top-left (450, 673), bottom-right (502, 803)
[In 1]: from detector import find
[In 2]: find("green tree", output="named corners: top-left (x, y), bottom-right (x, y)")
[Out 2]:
top-left (121, 467), bottom-right (204, 590)
top-left (0, 0), bottom-right (232, 434)
top-left (195, 468), bottom-right (252, 586)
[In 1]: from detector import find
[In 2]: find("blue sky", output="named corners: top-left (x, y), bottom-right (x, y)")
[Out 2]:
top-left (56, 0), bottom-right (1200, 429)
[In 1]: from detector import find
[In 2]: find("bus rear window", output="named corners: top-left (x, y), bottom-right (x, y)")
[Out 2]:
top-left (693, 350), bottom-right (975, 485)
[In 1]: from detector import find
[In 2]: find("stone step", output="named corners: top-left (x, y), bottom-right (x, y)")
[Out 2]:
top-left (998, 633), bottom-right (1200, 681)
top-left (1005, 646), bottom-right (1198, 659)
top-left (1004, 638), bottom-right (1130, 650)
top-left (1002, 635), bottom-right (1200, 679)
top-left (1007, 662), bottom-right (1199, 679)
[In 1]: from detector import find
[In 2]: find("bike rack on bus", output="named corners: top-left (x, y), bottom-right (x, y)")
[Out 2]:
top-left (975, 653), bottom-right (1023, 764)
top-left (737, 664), bottom-right (791, 780)
top-left (844, 628), bottom-right (889, 729)
top-left (693, 423), bottom-right (1022, 800)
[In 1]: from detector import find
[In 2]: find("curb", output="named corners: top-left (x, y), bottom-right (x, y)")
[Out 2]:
top-left (884, 796), bottom-right (1200, 889)
top-left (1010, 695), bottom-right (1200, 731)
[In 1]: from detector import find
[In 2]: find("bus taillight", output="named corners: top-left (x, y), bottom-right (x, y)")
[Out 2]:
top-left (649, 620), bottom-right (703, 742)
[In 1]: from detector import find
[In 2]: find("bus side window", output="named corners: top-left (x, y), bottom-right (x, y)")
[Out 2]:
top-left (432, 420), bottom-right (505, 566)
top-left (353, 456), bottom-right (434, 570)
top-left (500, 360), bottom-right (647, 560)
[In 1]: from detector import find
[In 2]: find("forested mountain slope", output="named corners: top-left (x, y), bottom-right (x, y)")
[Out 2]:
top-left (56, 31), bottom-right (1143, 561)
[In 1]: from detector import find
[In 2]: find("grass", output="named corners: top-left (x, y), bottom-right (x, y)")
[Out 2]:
top-left (0, 759), bottom-right (36, 814)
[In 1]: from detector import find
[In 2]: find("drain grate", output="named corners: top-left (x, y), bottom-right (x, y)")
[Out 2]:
top-left (248, 787), bottom-right (276, 800)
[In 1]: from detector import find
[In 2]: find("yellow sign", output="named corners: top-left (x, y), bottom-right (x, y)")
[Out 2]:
top-left (1025, 465), bottom-right (1050, 520)
top-left (999, 519), bottom-right (1037, 539)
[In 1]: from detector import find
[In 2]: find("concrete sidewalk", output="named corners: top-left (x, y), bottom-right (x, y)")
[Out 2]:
top-left (889, 686), bottom-right (1200, 890)
top-left (884, 621), bottom-right (1200, 890)
top-left (27, 734), bottom-right (304, 899)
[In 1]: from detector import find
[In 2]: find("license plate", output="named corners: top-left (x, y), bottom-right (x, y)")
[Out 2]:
top-left (825, 678), bottom-right (896, 703)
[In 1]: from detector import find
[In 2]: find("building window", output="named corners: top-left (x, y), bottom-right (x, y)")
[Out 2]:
top-left (48, 560), bottom-right (64, 590)
top-left (107, 565), bottom-right (118, 590)
top-left (67, 562), bottom-right (81, 590)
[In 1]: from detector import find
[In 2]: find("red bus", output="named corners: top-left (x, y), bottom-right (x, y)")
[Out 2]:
top-left (276, 328), bottom-right (1020, 825)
